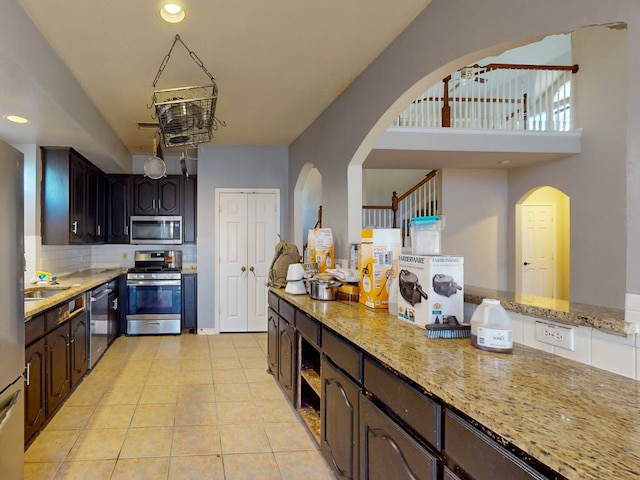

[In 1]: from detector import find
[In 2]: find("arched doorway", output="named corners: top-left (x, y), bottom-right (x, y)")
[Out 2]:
top-left (293, 163), bottom-right (322, 255)
top-left (515, 186), bottom-right (570, 299)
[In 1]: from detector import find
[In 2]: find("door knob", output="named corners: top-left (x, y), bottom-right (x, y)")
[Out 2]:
top-left (249, 266), bottom-right (254, 272)
top-left (241, 266), bottom-right (246, 272)
top-left (523, 262), bottom-right (532, 266)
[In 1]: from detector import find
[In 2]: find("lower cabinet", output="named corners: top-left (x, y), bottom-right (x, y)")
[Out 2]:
top-left (359, 393), bottom-right (440, 480)
top-left (24, 338), bottom-right (46, 442)
top-left (444, 410), bottom-right (548, 480)
top-left (321, 355), bottom-right (360, 480)
top-left (278, 316), bottom-right (297, 404)
top-left (45, 323), bottom-right (71, 416)
top-left (267, 308), bottom-right (279, 374)
top-left (70, 311), bottom-right (89, 387)
top-left (182, 273), bottom-right (197, 332)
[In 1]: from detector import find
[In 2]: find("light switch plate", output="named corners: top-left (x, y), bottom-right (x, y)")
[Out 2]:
top-left (535, 321), bottom-right (575, 351)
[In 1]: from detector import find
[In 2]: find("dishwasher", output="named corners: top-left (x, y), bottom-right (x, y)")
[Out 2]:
top-left (89, 284), bottom-right (111, 368)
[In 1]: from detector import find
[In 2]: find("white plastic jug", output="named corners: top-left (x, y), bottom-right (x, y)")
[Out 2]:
top-left (470, 298), bottom-right (513, 353)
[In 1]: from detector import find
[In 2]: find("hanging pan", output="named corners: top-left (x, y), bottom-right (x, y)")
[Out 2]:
top-left (144, 136), bottom-right (166, 179)
top-left (179, 147), bottom-right (189, 177)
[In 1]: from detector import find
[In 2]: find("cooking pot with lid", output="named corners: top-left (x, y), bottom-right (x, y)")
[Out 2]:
top-left (398, 269), bottom-right (429, 307)
top-left (309, 279), bottom-right (342, 301)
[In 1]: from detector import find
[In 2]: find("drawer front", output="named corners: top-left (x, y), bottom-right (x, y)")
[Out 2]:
top-left (296, 310), bottom-right (320, 348)
top-left (444, 410), bottom-right (547, 480)
top-left (278, 299), bottom-right (296, 326)
top-left (360, 393), bottom-right (439, 480)
top-left (322, 328), bottom-right (362, 384)
top-left (363, 356), bottom-right (441, 451)
top-left (268, 290), bottom-right (279, 311)
top-left (25, 314), bottom-right (45, 346)
top-left (127, 318), bottom-right (181, 335)
top-left (45, 305), bottom-right (69, 332)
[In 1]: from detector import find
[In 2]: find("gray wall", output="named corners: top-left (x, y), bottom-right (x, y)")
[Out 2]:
top-left (507, 26), bottom-right (627, 307)
top-left (197, 145), bottom-right (289, 330)
top-left (289, 0), bottom-right (636, 309)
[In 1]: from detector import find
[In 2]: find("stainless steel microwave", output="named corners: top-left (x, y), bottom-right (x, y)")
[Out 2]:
top-left (130, 216), bottom-right (183, 244)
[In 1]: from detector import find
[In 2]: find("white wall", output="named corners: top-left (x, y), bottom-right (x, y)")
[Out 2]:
top-left (441, 168), bottom-right (508, 289)
top-left (196, 145), bottom-right (289, 331)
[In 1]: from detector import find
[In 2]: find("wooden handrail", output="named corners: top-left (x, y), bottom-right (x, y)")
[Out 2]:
top-left (397, 170), bottom-right (437, 202)
top-left (474, 63), bottom-right (579, 73)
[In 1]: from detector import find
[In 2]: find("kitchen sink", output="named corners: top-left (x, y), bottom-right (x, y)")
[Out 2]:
top-left (24, 286), bottom-right (70, 301)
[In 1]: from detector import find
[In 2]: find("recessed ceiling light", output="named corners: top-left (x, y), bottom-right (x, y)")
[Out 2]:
top-left (160, 3), bottom-right (186, 24)
top-left (3, 115), bottom-right (30, 124)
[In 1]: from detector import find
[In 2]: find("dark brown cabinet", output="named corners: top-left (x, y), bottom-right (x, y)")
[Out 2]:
top-left (45, 323), bottom-right (71, 415)
top-left (132, 176), bottom-right (181, 215)
top-left (443, 410), bottom-right (548, 480)
top-left (321, 355), bottom-right (360, 480)
top-left (359, 393), bottom-right (439, 480)
top-left (182, 273), bottom-right (197, 332)
top-left (267, 308), bottom-right (279, 375)
top-left (278, 315), bottom-right (297, 404)
top-left (107, 175), bottom-right (130, 243)
top-left (41, 147), bottom-right (107, 244)
top-left (24, 337), bottom-right (46, 443)
top-left (183, 176), bottom-right (197, 243)
top-left (70, 311), bottom-right (89, 388)
top-left (108, 285), bottom-right (119, 345)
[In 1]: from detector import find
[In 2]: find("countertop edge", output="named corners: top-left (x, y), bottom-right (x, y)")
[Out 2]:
top-left (464, 285), bottom-right (637, 336)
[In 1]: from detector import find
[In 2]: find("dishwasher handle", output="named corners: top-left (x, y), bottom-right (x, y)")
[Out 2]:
top-left (91, 289), bottom-right (112, 302)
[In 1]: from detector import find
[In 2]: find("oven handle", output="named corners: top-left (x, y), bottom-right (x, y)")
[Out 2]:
top-left (126, 280), bottom-right (182, 287)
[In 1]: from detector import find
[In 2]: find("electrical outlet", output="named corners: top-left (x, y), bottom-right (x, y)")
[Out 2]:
top-left (535, 321), bottom-right (575, 351)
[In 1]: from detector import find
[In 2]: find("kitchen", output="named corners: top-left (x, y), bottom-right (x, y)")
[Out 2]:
top-left (3, 0), bottom-right (640, 479)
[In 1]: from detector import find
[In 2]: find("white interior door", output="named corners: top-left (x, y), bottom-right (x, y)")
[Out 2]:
top-left (521, 204), bottom-right (556, 298)
top-left (217, 190), bottom-right (278, 332)
top-left (247, 193), bottom-right (277, 331)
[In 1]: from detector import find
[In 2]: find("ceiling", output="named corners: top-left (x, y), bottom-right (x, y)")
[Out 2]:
top-left (6, 0), bottom-right (430, 164)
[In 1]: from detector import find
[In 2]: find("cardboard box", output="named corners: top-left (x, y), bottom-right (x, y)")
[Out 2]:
top-left (397, 255), bottom-right (464, 327)
top-left (359, 229), bottom-right (401, 309)
top-left (307, 228), bottom-right (334, 272)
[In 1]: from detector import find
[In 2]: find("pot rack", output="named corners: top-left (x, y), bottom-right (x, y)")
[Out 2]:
top-left (149, 34), bottom-right (225, 148)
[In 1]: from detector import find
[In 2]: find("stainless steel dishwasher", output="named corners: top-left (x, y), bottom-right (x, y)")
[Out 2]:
top-left (89, 284), bottom-right (111, 368)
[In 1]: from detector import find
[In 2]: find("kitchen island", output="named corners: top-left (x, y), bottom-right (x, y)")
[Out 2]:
top-left (270, 288), bottom-right (640, 480)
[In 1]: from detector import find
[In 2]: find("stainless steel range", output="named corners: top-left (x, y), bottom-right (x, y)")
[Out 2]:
top-left (126, 251), bottom-right (182, 335)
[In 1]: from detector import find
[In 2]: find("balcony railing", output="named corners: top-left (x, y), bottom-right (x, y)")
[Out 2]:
top-left (394, 63), bottom-right (579, 131)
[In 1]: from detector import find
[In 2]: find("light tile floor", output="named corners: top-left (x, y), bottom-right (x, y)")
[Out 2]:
top-left (25, 333), bottom-right (336, 480)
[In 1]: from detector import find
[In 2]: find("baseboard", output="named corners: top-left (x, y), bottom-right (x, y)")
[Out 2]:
top-left (197, 328), bottom-right (218, 335)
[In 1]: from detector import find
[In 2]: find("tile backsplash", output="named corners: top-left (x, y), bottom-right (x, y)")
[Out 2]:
top-left (25, 236), bottom-right (197, 284)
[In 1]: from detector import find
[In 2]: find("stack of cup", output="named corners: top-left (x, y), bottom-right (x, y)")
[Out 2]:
top-left (285, 263), bottom-right (307, 294)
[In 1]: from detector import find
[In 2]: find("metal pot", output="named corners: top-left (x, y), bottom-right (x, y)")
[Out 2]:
top-left (163, 250), bottom-right (183, 270)
top-left (309, 279), bottom-right (341, 301)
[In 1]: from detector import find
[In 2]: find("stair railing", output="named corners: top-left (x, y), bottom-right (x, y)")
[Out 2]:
top-left (362, 171), bottom-right (438, 244)
top-left (394, 63), bottom-right (579, 131)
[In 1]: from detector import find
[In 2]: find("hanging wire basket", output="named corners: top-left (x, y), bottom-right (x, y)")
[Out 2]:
top-left (153, 84), bottom-right (219, 147)
top-left (149, 35), bottom-right (225, 148)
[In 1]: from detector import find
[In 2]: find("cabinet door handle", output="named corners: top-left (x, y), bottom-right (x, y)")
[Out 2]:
top-left (124, 225), bottom-right (129, 235)
top-left (97, 225), bottom-right (101, 236)
top-left (153, 199), bottom-right (156, 210)
top-left (72, 221), bottom-right (78, 235)
top-left (25, 363), bottom-right (30, 386)
top-left (112, 298), bottom-right (118, 311)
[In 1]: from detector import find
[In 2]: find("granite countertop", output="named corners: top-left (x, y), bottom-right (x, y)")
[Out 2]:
top-left (465, 285), bottom-right (636, 336)
top-left (272, 289), bottom-right (640, 480)
top-left (24, 268), bottom-right (127, 319)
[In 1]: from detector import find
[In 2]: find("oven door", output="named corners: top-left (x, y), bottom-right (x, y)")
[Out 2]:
top-left (126, 280), bottom-right (181, 334)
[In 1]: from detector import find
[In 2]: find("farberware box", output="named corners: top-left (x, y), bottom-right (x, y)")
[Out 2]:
top-left (397, 255), bottom-right (464, 327)
top-left (359, 228), bottom-right (402, 309)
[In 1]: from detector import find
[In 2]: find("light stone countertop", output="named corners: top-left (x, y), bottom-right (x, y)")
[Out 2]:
top-left (465, 285), bottom-right (636, 336)
top-left (24, 268), bottom-right (127, 319)
top-left (272, 289), bottom-right (640, 480)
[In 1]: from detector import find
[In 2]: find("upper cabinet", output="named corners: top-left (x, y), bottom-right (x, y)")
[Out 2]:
top-left (41, 147), bottom-right (106, 245)
top-left (132, 177), bottom-right (181, 216)
top-left (106, 175), bottom-right (131, 244)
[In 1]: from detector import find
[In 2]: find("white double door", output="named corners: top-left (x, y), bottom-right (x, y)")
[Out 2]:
top-left (217, 190), bottom-right (279, 332)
